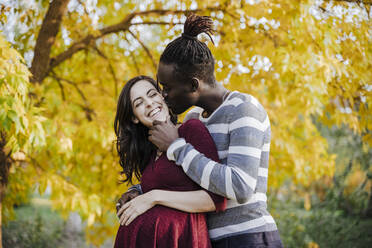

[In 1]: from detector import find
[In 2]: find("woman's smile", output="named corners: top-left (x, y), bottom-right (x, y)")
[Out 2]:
top-left (130, 80), bottom-right (170, 127)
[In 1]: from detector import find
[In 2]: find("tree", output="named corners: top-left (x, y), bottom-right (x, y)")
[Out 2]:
top-left (1, 0), bottom-right (370, 245)
top-left (0, 34), bottom-right (46, 247)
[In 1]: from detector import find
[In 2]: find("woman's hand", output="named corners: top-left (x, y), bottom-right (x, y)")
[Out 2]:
top-left (117, 190), bottom-right (158, 226)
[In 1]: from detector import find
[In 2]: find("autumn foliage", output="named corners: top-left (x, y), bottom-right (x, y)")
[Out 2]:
top-left (0, 0), bottom-right (371, 245)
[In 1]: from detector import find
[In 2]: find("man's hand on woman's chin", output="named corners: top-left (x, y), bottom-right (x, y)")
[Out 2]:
top-left (148, 116), bottom-right (179, 151)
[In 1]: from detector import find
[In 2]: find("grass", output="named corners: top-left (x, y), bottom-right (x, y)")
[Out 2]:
top-left (4, 195), bottom-right (372, 248)
top-left (2, 197), bottom-right (114, 248)
top-left (3, 202), bottom-right (64, 248)
top-left (272, 202), bottom-right (372, 248)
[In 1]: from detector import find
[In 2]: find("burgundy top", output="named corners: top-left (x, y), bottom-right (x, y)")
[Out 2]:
top-left (114, 119), bottom-right (226, 248)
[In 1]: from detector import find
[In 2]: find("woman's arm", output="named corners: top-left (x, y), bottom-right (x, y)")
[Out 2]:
top-left (152, 189), bottom-right (215, 212)
top-left (117, 189), bottom-right (215, 226)
top-left (118, 119), bottom-right (226, 226)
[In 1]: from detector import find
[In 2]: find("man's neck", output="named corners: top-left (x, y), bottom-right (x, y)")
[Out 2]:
top-left (196, 84), bottom-right (229, 117)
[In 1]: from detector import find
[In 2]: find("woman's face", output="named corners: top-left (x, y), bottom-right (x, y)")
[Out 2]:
top-left (130, 80), bottom-right (170, 128)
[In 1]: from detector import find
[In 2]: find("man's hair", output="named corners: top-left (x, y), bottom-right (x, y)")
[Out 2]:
top-left (160, 14), bottom-right (216, 84)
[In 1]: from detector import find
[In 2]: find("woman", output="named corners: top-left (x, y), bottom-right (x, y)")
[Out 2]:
top-left (113, 75), bottom-right (226, 248)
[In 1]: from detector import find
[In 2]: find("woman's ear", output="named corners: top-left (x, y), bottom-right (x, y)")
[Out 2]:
top-left (190, 77), bottom-right (199, 92)
top-left (132, 117), bottom-right (139, 124)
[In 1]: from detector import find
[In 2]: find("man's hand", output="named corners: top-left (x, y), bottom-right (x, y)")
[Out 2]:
top-left (117, 190), bottom-right (158, 226)
top-left (116, 190), bottom-right (140, 216)
top-left (148, 116), bottom-right (179, 151)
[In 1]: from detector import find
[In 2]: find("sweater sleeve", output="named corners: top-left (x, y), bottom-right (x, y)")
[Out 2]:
top-left (167, 101), bottom-right (269, 204)
top-left (178, 119), bottom-right (226, 212)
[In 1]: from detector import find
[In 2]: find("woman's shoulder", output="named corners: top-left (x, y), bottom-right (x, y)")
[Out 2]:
top-left (178, 119), bottom-right (212, 143)
top-left (178, 119), bottom-right (206, 134)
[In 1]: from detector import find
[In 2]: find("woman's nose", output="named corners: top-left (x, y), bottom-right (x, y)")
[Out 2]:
top-left (144, 98), bottom-right (154, 107)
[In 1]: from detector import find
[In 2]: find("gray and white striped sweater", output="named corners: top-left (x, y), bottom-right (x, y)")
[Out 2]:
top-left (167, 91), bottom-right (278, 241)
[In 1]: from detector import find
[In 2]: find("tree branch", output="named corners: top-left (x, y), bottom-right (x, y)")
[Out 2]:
top-left (30, 0), bottom-right (70, 83)
top-left (131, 21), bottom-right (184, 25)
top-left (333, 0), bottom-right (372, 5)
top-left (50, 73), bottom-right (96, 121)
top-left (128, 30), bottom-right (157, 71)
top-left (92, 46), bottom-right (119, 97)
top-left (122, 36), bottom-right (140, 74)
top-left (54, 76), bottom-right (66, 101)
top-left (77, 0), bottom-right (90, 16)
top-left (29, 156), bottom-right (80, 190)
top-left (51, 74), bottom-right (87, 102)
top-left (44, 7), bottom-right (224, 82)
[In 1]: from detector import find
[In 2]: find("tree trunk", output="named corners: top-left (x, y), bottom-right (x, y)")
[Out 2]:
top-left (0, 184), bottom-right (3, 248)
top-left (0, 133), bottom-right (11, 248)
top-left (30, 0), bottom-right (70, 83)
top-left (366, 184), bottom-right (372, 218)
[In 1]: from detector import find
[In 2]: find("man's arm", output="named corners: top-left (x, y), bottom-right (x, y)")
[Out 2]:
top-left (167, 101), bottom-right (269, 204)
top-left (116, 184), bottom-right (142, 212)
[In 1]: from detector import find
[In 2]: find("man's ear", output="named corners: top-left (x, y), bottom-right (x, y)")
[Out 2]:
top-left (190, 77), bottom-right (200, 92)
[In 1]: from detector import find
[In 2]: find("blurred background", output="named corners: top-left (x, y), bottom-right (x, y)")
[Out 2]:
top-left (0, 0), bottom-right (371, 247)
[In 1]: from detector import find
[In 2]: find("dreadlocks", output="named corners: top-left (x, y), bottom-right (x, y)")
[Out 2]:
top-left (160, 14), bottom-right (216, 85)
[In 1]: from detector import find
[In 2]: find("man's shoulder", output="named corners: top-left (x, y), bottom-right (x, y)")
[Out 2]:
top-left (184, 107), bottom-right (203, 121)
top-left (228, 91), bottom-right (268, 122)
top-left (228, 91), bottom-right (265, 111)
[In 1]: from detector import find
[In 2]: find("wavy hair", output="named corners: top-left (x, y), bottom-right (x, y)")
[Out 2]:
top-left (114, 75), bottom-right (176, 185)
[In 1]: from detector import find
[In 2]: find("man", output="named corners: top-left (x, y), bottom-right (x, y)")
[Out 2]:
top-left (117, 14), bottom-right (283, 248)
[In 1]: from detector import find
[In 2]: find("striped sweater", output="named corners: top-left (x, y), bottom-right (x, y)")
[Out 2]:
top-left (167, 91), bottom-right (278, 241)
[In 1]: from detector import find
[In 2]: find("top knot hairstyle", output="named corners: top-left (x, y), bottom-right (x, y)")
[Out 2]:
top-left (183, 14), bottom-right (214, 43)
top-left (160, 14), bottom-right (216, 85)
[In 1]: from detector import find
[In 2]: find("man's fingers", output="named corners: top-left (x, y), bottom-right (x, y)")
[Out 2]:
top-left (148, 134), bottom-right (154, 143)
top-left (117, 197), bottom-right (126, 210)
top-left (152, 120), bottom-right (162, 126)
top-left (116, 202), bottom-right (122, 213)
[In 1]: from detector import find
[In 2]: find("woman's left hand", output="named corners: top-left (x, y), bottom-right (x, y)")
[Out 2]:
top-left (117, 190), bottom-right (157, 226)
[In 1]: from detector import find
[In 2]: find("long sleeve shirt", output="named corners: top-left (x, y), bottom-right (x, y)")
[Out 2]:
top-left (166, 91), bottom-right (278, 240)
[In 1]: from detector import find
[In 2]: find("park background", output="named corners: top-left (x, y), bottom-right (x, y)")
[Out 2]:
top-left (0, 0), bottom-right (371, 247)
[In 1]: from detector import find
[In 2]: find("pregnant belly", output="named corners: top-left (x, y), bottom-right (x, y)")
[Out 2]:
top-left (125, 205), bottom-right (190, 235)
top-left (115, 205), bottom-right (207, 248)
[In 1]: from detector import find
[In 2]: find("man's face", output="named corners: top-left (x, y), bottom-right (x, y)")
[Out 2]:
top-left (157, 62), bottom-right (195, 115)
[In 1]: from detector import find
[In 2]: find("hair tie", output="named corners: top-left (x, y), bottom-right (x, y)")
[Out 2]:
top-left (182, 33), bottom-right (198, 41)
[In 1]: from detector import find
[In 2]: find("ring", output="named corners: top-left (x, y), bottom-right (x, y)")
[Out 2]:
top-left (116, 203), bottom-right (121, 206)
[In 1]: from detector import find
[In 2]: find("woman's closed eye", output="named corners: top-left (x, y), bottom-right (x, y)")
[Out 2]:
top-left (135, 100), bottom-right (143, 108)
top-left (149, 92), bottom-right (158, 97)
